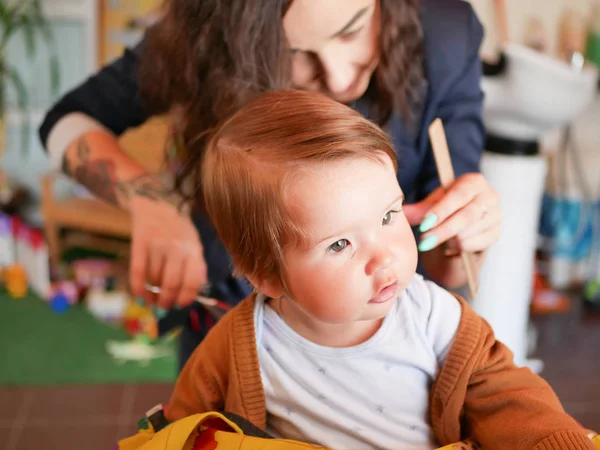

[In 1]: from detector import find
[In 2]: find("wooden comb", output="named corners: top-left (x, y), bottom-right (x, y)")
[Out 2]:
top-left (428, 118), bottom-right (479, 299)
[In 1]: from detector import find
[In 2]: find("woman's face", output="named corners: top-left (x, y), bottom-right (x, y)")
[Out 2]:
top-left (283, 0), bottom-right (380, 104)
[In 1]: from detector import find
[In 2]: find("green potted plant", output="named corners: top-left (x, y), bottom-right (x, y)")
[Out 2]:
top-left (0, 0), bottom-right (59, 158)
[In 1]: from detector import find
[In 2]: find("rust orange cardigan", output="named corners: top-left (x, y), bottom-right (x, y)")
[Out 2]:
top-left (166, 295), bottom-right (594, 450)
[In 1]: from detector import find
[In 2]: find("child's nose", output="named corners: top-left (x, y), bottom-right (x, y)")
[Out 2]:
top-left (365, 248), bottom-right (395, 276)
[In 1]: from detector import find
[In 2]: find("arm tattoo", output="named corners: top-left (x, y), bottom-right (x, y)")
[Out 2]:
top-left (63, 136), bottom-right (183, 211)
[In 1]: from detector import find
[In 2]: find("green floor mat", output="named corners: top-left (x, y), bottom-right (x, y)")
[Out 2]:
top-left (0, 292), bottom-right (178, 386)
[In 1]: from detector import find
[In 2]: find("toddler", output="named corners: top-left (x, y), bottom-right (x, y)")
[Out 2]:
top-left (164, 90), bottom-right (594, 450)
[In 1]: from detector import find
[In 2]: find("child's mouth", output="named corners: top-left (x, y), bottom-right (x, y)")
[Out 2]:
top-left (368, 282), bottom-right (399, 304)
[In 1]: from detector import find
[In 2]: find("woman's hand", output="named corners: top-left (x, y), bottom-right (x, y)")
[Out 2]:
top-left (404, 173), bottom-right (501, 255)
top-left (128, 195), bottom-right (207, 309)
top-left (55, 128), bottom-right (207, 308)
top-left (402, 173), bottom-right (500, 288)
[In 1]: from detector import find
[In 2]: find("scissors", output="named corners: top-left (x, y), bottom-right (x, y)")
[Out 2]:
top-left (144, 283), bottom-right (232, 320)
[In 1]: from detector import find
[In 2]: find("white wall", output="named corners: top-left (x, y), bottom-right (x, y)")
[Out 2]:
top-left (469, 0), bottom-right (597, 58)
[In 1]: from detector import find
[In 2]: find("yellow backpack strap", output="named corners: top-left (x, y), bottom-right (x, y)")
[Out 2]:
top-left (588, 431), bottom-right (600, 450)
top-left (117, 408), bottom-right (600, 450)
top-left (435, 439), bottom-right (480, 449)
top-left (117, 406), bottom-right (244, 450)
top-left (117, 407), bottom-right (331, 450)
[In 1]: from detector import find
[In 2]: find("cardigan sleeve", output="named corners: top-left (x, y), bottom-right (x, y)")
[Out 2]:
top-left (430, 297), bottom-right (595, 449)
top-left (164, 297), bottom-right (265, 428)
top-left (463, 317), bottom-right (594, 450)
top-left (165, 314), bottom-right (232, 422)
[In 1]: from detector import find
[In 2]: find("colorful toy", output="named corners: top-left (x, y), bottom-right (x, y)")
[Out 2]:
top-left (4, 263), bottom-right (28, 298)
top-left (72, 258), bottom-right (116, 289)
top-left (50, 292), bottom-right (70, 314)
top-left (46, 280), bottom-right (80, 314)
top-left (86, 285), bottom-right (129, 324)
top-left (0, 214), bottom-right (51, 299)
top-left (49, 280), bottom-right (79, 304)
top-left (122, 299), bottom-right (158, 339)
top-left (105, 336), bottom-right (172, 366)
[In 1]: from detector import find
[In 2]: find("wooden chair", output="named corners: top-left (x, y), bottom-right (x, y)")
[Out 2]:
top-left (40, 172), bottom-right (132, 264)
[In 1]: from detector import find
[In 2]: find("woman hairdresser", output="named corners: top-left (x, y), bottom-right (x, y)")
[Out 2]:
top-left (38, 0), bottom-right (500, 368)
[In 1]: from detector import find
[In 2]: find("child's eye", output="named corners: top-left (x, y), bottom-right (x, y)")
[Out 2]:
top-left (382, 210), bottom-right (401, 226)
top-left (328, 239), bottom-right (349, 253)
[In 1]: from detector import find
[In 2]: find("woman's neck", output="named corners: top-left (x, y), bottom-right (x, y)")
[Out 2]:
top-left (270, 297), bottom-right (383, 348)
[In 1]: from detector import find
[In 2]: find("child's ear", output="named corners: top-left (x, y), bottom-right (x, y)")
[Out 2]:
top-left (247, 275), bottom-right (285, 299)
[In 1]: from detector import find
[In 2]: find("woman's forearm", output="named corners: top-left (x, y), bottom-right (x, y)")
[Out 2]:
top-left (50, 113), bottom-right (180, 211)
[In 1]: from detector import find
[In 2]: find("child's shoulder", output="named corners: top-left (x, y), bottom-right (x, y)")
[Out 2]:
top-left (403, 274), bottom-right (462, 313)
top-left (402, 275), bottom-right (464, 360)
top-left (401, 276), bottom-right (463, 330)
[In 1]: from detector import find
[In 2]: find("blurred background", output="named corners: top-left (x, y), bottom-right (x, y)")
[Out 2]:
top-left (1, 0), bottom-right (600, 449)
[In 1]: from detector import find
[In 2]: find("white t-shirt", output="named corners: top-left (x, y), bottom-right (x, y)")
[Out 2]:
top-left (254, 274), bottom-right (462, 450)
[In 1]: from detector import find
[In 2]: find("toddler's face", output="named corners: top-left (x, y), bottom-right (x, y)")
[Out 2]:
top-left (282, 155), bottom-right (418, 326)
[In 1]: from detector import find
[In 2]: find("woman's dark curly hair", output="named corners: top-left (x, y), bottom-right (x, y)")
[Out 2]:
top-left (138, 0), bottom-right (424, 206)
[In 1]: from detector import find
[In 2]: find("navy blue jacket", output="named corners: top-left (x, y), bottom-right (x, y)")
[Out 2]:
top-left (39, 0), bottom-right (485, 288)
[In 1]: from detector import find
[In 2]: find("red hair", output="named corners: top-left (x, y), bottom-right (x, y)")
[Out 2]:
top-left (202, 90), bottom-right (397, 283)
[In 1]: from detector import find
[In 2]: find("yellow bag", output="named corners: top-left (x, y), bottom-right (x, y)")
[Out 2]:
top-left (117, 409), bottom-right (326, 450)
top-left (117, 405), bottom-right (600, 450)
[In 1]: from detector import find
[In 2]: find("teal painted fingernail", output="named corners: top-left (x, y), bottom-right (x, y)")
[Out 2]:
top-left (154, 307), bottom-right (168, 319)
top-left (418, 235), bottom-right (438, 252)
top-left (419, 214), bottom-right (438, 233)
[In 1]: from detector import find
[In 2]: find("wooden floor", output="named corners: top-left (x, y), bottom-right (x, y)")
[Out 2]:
top-left (530, 298), bottom-right (600, 428)
top-left (0, 298), bottom-right (598, 450)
